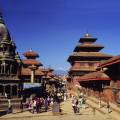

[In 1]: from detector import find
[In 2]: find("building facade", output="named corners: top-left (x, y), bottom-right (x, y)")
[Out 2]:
top-left (100, 55), bottom-right (120, 105)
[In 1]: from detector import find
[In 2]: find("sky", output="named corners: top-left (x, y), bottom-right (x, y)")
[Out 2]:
top-left (0, 0), bottom-right (120, 70)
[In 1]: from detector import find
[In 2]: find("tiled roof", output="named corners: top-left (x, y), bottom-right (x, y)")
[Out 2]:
top-left (41, 68), bottom-right (49, 73)
top-left (35, 69), bottom-right (44, 76)
top-left (23, 50), bottom-right (39, 58)
top-left (22, 59), bottom-right (42, 66)
top-left (74, 44), bottom-right (104, 52)
top-left (100, 55), bottom-right (120, 67)
top-left (21, 68), bottom-right (44, 76)
top-left (78, 71), bottom-right (110, 81)
top-left (69, 66), bottom-right (96, 72)
top-left (75, 44), bottom-right (104, 48)
top-left (71, 52), bottom-right (112, 57)
top-left (47, 72), bottom-right (54, 77)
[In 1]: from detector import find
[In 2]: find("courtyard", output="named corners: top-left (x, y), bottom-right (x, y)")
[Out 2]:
top-left (0, 98), bottom-right (119, 120)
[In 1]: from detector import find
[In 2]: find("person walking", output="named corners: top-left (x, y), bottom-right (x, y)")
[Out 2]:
top-left (52, 101), bottom-right (60, 115)
top-left (44, 98), bottom-right (48, 112)
top-left (72, 97), bottom-right (77, 113)
top-left (76, 99), bottom-right (81, 113)
top-left (36, 97), bottom-right (40, 113)
top-left (107, 102), bottom-right (112, 113)
top-left (32, 99), bottom-right (37, 113)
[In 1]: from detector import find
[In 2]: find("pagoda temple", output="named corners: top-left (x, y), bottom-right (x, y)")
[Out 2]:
top-left (42, 67), bottom-right (61, 97)
top-left (20, 49), bottom-right (60, 98)
top-left (21, 49), bottom-right (44, 83)
top-left (67, 33), bottom-right (112, 96)
top-left (0, 13), bottom-right (22, 97)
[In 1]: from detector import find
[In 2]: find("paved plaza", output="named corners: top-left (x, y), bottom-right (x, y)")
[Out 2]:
top-left (0, 98), bottom-right (118, 120)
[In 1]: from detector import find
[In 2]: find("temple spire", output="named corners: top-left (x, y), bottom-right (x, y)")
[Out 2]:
top-left (0, 11), bottom-right (4, 24)
top-left (29, 48), bottom-right (33, 52)
top-left (84, 32), bottom-right (91, 38)
top-left (0, 11), bottom-right (11, 42)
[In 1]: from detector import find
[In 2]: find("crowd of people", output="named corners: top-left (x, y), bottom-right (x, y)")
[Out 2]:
top-left (24, 97), bottom-right (49, 113)
top-left (23, 91), bottom-right (68, 114)
top-left (71, 93), bottom-right (86, 113)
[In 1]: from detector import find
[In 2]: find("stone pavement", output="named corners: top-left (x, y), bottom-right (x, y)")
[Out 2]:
top-left (86, 97), bottom-right (120, 120)
top-left (0, 99), bottom-right (118, 120)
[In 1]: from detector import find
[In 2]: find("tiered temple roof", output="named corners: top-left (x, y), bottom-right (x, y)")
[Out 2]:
top-left (21, 49), bottom-right (44, 77)
top-left (23, 49), bottom-right (39, 58)
top-left (21, 68), bottom-right (44, 76)
top-left (69, 52), bottom-right (112, 59)
top-left (68, 33), bottom-right (112, 63)
top-left (22, 59), bottom-right (42, 66)
top-left (21, 50), bottom-right (58, 82)
top-left (67, 33), bottom-right (112, 76)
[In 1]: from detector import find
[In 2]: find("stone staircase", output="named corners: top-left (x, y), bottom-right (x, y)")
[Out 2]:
top-left (0, 96), bottom-right (8, 110)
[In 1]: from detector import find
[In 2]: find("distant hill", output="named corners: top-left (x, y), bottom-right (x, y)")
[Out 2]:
top-left (54, 70), bottom-right (68, 76)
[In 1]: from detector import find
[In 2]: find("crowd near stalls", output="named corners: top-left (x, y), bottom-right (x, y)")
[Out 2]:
top-left (20, 63), bottom-right (68, 114)
top-left (22, 90), bottom-right (68, 114)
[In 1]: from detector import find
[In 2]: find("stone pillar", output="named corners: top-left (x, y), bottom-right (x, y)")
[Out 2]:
top-left (10, 65), bottom-right (12, 74)
top-left (10, 85), bottom-right (12, 97)
top-left (16, 85), bottom-right (18, 97)
top-left (3, 85), bottom-right (5, 95)
top-left (3, 63), bottom-right (6, 74)
top-left (1, 64), bottom-right (3, 74)
top-left (0, 64), bottom-right (2, 74)
top-left (17, 65), bottom-right (20, 75)
top-left (31, 70), bottom-right (34, 83)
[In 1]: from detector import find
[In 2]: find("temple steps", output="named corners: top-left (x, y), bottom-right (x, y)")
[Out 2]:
top-left (0, 95), bottom-right (22, 114)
